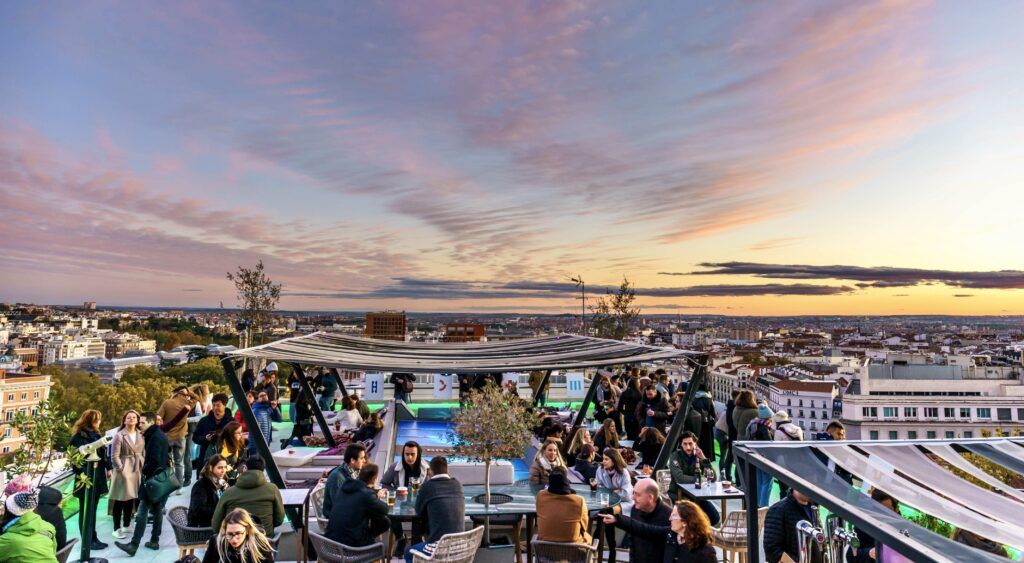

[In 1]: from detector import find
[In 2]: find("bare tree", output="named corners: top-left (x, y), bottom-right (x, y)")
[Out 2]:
top-left (590, 277), bottom-right (641, 340)
top-left (226, 260), bottom-right (282, 345)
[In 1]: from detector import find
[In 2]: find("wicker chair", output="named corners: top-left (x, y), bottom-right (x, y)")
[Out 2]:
top-left (713, 507), bottom-right (768, 563)
top-left (310, 484), bottom-right (329, 531)
top-left (410, 526), bottom-right (485, 563)
top-left (167, 506), bottom-right (216, 559)
top-left (655, 469), bottom-right (672, 499)
top-left (308, 530), bottom-right (386, 563)
top-left (55, 538), bottom-right (78, 563)
top-left (531, 536), bottom-right (599, 563)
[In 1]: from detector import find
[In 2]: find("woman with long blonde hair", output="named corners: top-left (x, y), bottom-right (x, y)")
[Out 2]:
top-left (70, 409), bottom-right (113, 550)
top-left (203, 507), bottom-right (274, 562)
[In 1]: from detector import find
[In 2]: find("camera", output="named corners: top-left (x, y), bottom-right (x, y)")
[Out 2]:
top-left (77, 435), bottom-right (112, 457)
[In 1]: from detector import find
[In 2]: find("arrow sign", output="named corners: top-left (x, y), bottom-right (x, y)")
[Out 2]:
top-left (434, 374), bottom-right (453, 400)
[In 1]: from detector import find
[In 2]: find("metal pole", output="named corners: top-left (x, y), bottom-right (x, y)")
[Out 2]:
top-left (743, 447), bottom-right (760, 563)
top-left (330, 367), bottom-right (349, 399)
top-left (572, 369), bottom-right (605, 428)
top-left (532, 369), bottom-right (552, 407)
top-left (291, 363), bottom-right (336, 448)
top-left (654, 353), bottom-right (708, 471)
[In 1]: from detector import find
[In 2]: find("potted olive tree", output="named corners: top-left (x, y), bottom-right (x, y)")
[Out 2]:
top-left (448, 380), bottom-right (534, 543)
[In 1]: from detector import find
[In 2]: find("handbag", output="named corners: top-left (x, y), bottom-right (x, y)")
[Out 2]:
top-left (143, 467), bottom-right (181, 503)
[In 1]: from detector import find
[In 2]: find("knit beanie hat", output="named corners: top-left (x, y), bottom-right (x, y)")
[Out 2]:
top-left (3, 473), bottom-right (33, 497)
top-left (5, 490), bottom-right (39, 516)
top-left (757, 404), bottom-right (774, 419)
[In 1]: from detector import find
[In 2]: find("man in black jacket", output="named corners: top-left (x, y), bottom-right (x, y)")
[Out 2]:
top-left (326, 463), bottom-right (390, 547)
top-left (405, 456), bottom-right (464, 563)
top-left (636, 385), bottom-right (670, 429)
top-left (192, 393), bottom-right (233, 473)
top-left (390, 372), bottom-right (416, 403)
top-left (763, 489), bottom-right (822, 563)
top-left (116, 411), bottom-right (170, 556)
top-left (598, 479), bottom-right (672, 563)
top-left (35, 485), bottom-right (67, 550)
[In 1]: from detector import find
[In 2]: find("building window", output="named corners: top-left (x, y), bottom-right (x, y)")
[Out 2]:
top-left (924, 407), bottom-right (938, 418)
top-left (1018, 408), bottom-right (1024, 421)
top-left (20, 393), bottom-right (26, 400)
top-left (944, 407), bottom-right (955, 418)
top-left (3, 428), bottom-right (10, 438)
top-left (799, 410), bottom-right (805, 417)
top-left (810, 411), bottom-right (816, 419)
top-left (883, 407), bottom-right (897, 418)
top-left (977, 408), bottom-right (991, 419)
top-left (4, 411), bottom-right (11, 421)
top-left (904, 407), bottom-right (918, 418)
top-left (810, 422), bottom-right (817, 430)
top-left (1, 447), bottom-right (7, 453)
top-left (5, 394), bottom-right (11, 402)
top-left (888, 431), bottom-right (898, 440)
top-left (787, 399), bottom-right (792, 406)
top-left (945, 431), bottom-right (955, 439)
top-left (862, 407), bottom-right (877, 418)
top-left (908, 431), bottom-right (918, 439)
top-left (799, 400), bottom-right (804, 407)
top-left (959, 407), bottom-right (970, 418)
top-left (997, 408), bottom-right (1012, 421)
top-left (33, 391), bottom-right (39, 399)
top-left (870, 431), bottom-right (879, 440)
top-left (927, 431), bottom-right (936, 439)
top-left (964, 431), bottom-right (974, 438)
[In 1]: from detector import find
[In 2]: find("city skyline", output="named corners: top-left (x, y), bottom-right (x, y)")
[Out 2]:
top-left (3, 1), bottom-right (1024, 315)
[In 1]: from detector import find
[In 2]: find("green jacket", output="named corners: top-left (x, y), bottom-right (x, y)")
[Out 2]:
top-left (0, 512), bottom-right (57, 563)
top-left (212, 470), bottom-right (285, 535)
top-left (668, 449), bottom-right (713, 497)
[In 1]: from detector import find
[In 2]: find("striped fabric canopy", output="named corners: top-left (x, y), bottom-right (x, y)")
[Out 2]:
top-left (735, 438), bottom-right (1024, 561)
top-left (230, 331), bottom-right (697, 373)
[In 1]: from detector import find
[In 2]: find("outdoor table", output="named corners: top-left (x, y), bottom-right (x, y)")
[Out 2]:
top-left (384, 482), bottom-right (621, 562)
top-left (280, 487), bottom-right (312, 560)
top-left (676, 481), bottom-right (745, 516)
top-left (273, 446), bottom-right (326, 467)
top-left (619, 439), bottom-right (634, 449)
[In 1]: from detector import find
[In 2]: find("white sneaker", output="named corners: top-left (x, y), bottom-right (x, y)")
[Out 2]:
top-left (112, 527), bottom-right (128, 540)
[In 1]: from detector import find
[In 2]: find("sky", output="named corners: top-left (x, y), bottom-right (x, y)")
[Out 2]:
top-left (2, 1), bottom-right (1024, 315)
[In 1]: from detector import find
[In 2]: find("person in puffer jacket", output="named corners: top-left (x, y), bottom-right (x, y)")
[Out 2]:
top-left (771, 411), bottom-right (802, 498)
top-left (34, 486), bottom-right (67, 551)
top-left (0, 490), bottom-right (58, 563)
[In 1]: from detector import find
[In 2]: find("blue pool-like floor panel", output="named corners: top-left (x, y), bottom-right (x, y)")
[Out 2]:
top-left (394, 420), bottom-right (531, 481)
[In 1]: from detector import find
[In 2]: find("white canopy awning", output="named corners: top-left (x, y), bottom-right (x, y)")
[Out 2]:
top-left (230, 332), bottom-right (698, 373)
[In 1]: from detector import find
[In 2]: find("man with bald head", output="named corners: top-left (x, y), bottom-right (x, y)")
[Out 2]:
top-left (599, 478), bottom-right (672, 562)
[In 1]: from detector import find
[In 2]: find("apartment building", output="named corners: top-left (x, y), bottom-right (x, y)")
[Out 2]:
top-left (768, 379), bottom-right (840, 434)
top-left (0, 370), bottom-right (53, 454)
top-left (840, 358), bottom-right (1024, 440)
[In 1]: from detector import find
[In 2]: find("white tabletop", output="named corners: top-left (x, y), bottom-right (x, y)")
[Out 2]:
top-left (272, 447), bottom-right (326, 467)
top-left (678, 481), bottom-right (744, 500)
top-left (279, 487), bottom-right (312, 507)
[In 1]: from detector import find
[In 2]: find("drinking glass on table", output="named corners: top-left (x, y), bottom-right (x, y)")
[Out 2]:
top-left (411, 476), bottom-right (421, 493)
top-left (588, 478), bottom-right (598, 492)
top-left (387, 490), bottom-right (396, 507)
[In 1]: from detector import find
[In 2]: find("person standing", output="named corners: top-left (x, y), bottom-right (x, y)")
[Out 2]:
top-left (618, 376), bottom-right (643, 440)
top-left (772, 411), bottom-right (803, 499)
top-left (406, 457), bottom-right (464, 563)
top-left (251, 392), bottom-right (282, 445)
top-left (116, 411), bottom-right (170, 556)
top-left (317, 369), bottom-right (339, 412)
top-left (286, 371), bottom-right (301, 423)
top-left (745, 404), bottom-right (776, 507)
top-left (731, 390), bottom-right (759, 486)
top-left (636, 385), bottom-right (670, 430)
top-left (110, 410), bottom-right (145, 541)
top-left (157, 386), bottom-right (196, 493)
top-left (193, 393), bottom-right (234, 475)
top-left (528, 370), bottom-right (550, 407)
top-left (763, 489), bottom-right (821, 563)
top-left (70, 409), bottom-right (111, 550)
top-left (390, 372), bottom-right (416, 403)
top-left (185, 383), bottom-right (211, 487)
top-left (690, 384), bottom-right (717, 462)
top-left (719, 390), bottom-right (739, 481)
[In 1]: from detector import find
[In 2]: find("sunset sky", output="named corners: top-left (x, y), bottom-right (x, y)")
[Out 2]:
top-left (3, 1), bottom-right (1024, 315)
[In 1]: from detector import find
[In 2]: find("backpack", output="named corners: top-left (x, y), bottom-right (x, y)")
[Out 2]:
top-left (745, 418), bottom-right (773, 441)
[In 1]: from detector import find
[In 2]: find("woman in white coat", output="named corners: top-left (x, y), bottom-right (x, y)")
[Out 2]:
top-left (110, 410), bottom-right (145, 539)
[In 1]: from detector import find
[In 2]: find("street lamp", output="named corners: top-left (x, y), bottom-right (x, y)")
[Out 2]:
top-left (570, 275), bottom-right (585, 334)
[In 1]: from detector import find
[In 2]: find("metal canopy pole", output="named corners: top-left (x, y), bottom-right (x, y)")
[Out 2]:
top-left (221, 358), bottom-right (300, 526)
top-left (291, 363), bottom-right (336, 449)
top-left (654, 353), bottom-right (708, 471)
top-left (329, 367), bottom-right (349, 399)
top-left (532, 369), bottom-right (552, 407)
top-left (742, 447), bottom-right (760, 563)
top-left (572, 368), bottom-right (605, 428)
